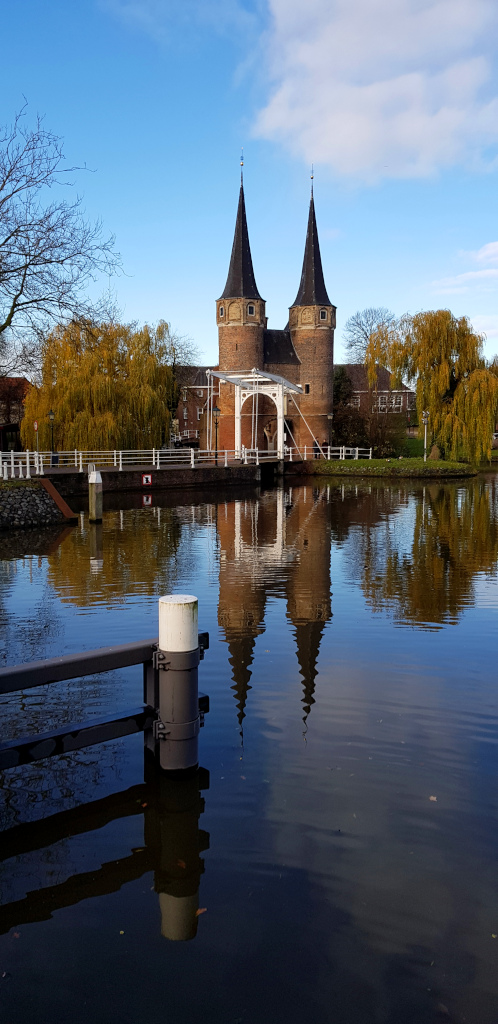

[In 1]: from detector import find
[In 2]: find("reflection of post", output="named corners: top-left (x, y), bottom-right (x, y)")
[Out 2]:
top-left (88, 467), bottom-right (103, 522)
top-left (89, 523), bottom-right (104, 574)
top-left (234, 385), bottom-right (241, 458)
top-left (144, 769), bottom-right (210, 941)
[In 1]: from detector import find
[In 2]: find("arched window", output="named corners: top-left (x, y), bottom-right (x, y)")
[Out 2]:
top-left (247, 304), bottom-right (255, 316)
top-left (320, 309), bottom-right (327, 320)
top-left (219, 305), bottom-right (224, 317)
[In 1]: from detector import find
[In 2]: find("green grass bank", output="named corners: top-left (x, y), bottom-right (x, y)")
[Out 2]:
top-left (312, 458), bottom-right (477, 478)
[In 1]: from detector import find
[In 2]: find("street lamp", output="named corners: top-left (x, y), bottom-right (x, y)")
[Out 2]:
top-left (422, 410), bottom-right (429, 463)
top-left (48, 409), bottom-right (55, 455)
top-left (327, 412), bottom-right (333, 447)
top-left (213, 404), bottom-right (220, 466)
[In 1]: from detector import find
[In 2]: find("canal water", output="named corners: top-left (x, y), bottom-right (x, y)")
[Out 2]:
top-left (0, 476), bottom-right (497, 1024)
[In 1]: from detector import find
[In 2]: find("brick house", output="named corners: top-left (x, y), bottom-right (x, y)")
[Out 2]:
top-left (337, 364), bottom-right (416, 421)
top-left (0, 377), bottom-right (31, 451)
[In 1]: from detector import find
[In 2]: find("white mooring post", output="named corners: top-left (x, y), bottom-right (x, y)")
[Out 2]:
top-left (18, 460), bottom-right (24, 479)
top-left (26, 451), bottom-right (31, 479)
top-left (156, 595), bottom-right (200, 773)
top-left (2, 463), bottom-right (7, 480)
top-left (88, 466), bottom-right (103, 523)
top-left (39, 455), bottom-right (44, 476)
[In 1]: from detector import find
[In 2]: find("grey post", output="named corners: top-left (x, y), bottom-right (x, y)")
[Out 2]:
top-left (88, 464), bottom-right (103, 522)
top-left (153, 595), bottom-right (201, 773)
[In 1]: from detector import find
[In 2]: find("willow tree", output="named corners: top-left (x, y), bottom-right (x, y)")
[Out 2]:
top-left (21, 320), bottom-right (178, 451)
top-left (366, 310), bottom-right (498, 462)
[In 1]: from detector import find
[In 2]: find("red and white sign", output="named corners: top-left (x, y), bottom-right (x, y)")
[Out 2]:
top-left (33, 421), bottom-right (38, 431)
top-left (142, 494), bottom-right (152, 507)
top-left (142, 473), bottom-right (152, 486)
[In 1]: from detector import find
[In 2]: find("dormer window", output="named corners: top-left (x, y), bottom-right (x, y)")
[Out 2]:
top-left (320, 309), bottom-right (327, 320)
top-left (248, 304), bottom-right (255, 316)
top-left (219, 305), bottom-right (224, 317)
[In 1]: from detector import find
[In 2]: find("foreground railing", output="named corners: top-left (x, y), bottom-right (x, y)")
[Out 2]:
top-left (1, 444), bottom-right (373, 478)
top-left (0, 595), bottom-right (209, 774)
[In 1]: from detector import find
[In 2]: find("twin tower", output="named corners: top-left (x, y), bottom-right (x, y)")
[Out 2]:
top-left (216, 179), bottom-right (336, 452)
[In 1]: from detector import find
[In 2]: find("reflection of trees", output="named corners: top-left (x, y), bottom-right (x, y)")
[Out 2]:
top-left (360, 478), bottom-right (498, 627)
top-left (46, 508), bottom-right (183, 606)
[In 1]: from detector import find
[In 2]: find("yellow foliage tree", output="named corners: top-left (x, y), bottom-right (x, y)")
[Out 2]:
top-left (366, 310), bottom-right (498, 462)
top-left (20, 320), bottom-right (178, 451)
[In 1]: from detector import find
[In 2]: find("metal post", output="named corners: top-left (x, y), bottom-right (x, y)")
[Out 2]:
top-left (10, 450), bottom-right (14, 476)
top-left (119, 451), bottom-right (123, 471)
top-left (256, 448), bottom-right (259, 466)
top-left (355, 447), bottom-right (359, 460)
top-left (304, 445), bottom-right (307, 461)
top-left (369, 448), bottom-right (373, 459)
top-left (156, 595), bottom-right (200, 773)
top-left (327, 446), bottom-right (331, 460)
top-left (224, 450), bottom-right (228, 468)
top-left (190, 448), bottom-right (195, 468)
top-left (79, 452), bottom-right (83, 473)
top-left (74, 449), bottom-right (78, 467)
top-left (26, 451), bottom-right (31, 479)
top-left (88, 467), bottom-right (103, 523)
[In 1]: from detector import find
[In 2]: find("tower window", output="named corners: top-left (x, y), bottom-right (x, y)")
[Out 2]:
top-left (305, 383), bottom-right (310, 395)
top-left (248, 304), bottom-right (255, 316)
top-left (219, 306), bottom-right (224, 317)
top-left (182, 388), bottom-right (188, 402)
top-left (320, 309), bottom-right (327, 320)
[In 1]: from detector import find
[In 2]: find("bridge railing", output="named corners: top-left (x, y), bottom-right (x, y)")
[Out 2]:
top-left (0, 444), bottom-right (373, 478)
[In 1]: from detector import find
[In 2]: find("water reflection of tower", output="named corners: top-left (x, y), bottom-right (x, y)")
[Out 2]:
top-left (217, 487), bottom-right (332, 732)
top-left (217, 499), bottom-right (268, 740)
top-left (285, 487), bottom-right (332, 725)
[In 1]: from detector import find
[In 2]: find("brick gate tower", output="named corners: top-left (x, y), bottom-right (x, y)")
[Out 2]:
top-left (216, 173), bottom-right (336, 453)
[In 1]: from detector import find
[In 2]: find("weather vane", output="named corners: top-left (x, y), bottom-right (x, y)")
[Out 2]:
top-left (311, 163), bottom-right (314, 196)
top-left (241, 148), bottom-right (244, 183)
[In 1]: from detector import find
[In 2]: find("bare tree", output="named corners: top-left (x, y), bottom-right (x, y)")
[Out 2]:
top-left (343, 307), bottom-right (395, 362)
top-left (0, 105), bottom-right (121, 378)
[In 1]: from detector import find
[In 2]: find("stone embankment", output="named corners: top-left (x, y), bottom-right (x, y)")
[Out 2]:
top-left (0, 483), bottom-right (65, 531)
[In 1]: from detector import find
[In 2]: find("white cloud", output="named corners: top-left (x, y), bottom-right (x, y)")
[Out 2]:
top-left (254, 0), bottom-right (498, 182)
top-left (432, 268), bottom-right (498, 292)
top-left (103, 0), bottom-right (255, 42)
top-left (470, 314), bottom-right (498, 340)
top-left (462, 241), bottom-right (498, 264)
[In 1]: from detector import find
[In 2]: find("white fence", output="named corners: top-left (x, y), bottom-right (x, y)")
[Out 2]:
top-left (0, 445), bottom-right (373, 479)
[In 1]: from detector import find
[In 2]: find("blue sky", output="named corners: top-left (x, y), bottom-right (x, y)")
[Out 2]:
top-left (3, 0), bottom-right (498, 364)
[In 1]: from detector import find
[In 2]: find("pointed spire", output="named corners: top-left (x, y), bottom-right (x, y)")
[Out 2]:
top-left (292, 194), bottom-right (331, 307)
top-left (220, 178), bottom-right (262, 300)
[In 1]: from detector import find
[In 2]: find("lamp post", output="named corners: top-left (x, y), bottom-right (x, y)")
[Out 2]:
top-left (48, 409), bottom-right (55, 456)
top-left (422, 410), bottom-right (429, 463)
top-left (213, 404), bottom-right (220, 466)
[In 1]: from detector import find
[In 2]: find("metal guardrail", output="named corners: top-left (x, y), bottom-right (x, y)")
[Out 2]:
top-left (0, 632), bottom-right (210, 770)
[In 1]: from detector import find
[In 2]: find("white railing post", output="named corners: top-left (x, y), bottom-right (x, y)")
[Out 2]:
top-left (224, 450), bottom-right (228, 468)
top-left (26, 451), bottom-right (31, 479)
top-left (290, 448), bottom-right (293, 462)
top-left (304, 445), bottom-right (307, 461)
top-left (74, 449), bottom-right (78, 467)
top-left (10, 450), bottom-right (14, 476)
top-left (153, 448), bottom-right (156, 468)
top-left (190, 448), bottom-right (195, 468)
top-left (327, 446), bottom-right (331, 460)
top-left (369, 447), bottom-right (373, 459)
top-left (119, 451), bottom-right (123, 471)
top-left (39, 455), bottom-right (44, 476)
top-left (113, 450), bottom-right (117, 467)
top-left (355, 447), bottom-right (359, 460)
top-left (79, 452), bottom-right (83, 473)
top-left (2, 462), bottom-right (7, 480)
top-left (256, 448), bottom-right (259, 466)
